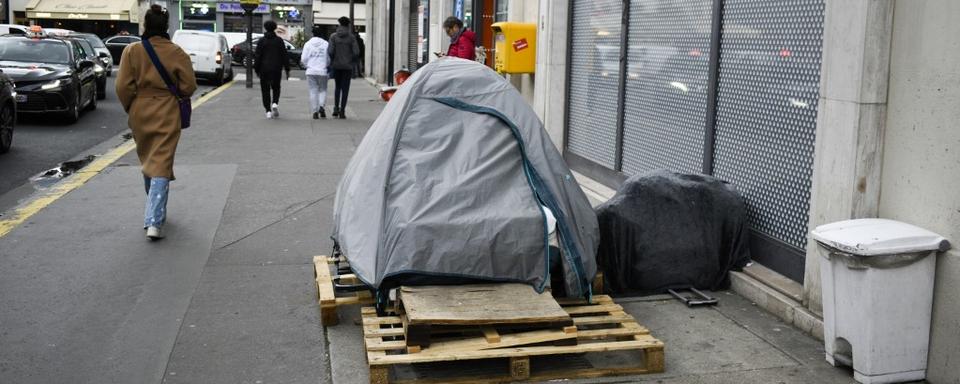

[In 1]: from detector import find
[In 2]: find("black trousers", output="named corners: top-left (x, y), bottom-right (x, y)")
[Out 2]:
top-left (332, 69), bottom-right (352, 112)
top-left (259, 71), bottom-right (282, 112)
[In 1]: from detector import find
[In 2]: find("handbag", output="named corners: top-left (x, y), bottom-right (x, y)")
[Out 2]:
top-left (142, 37), bottom-right (192, 129)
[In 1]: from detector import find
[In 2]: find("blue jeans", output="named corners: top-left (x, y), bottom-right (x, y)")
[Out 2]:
top-left (143, 176), bottom-right (169, 229)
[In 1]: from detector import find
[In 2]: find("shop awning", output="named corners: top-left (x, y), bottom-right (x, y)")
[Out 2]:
top-left (26, 0), bottom-right (140, 22)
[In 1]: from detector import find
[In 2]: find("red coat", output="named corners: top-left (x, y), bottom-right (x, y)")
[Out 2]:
top-left (446, 29), bottom-right (476, 60)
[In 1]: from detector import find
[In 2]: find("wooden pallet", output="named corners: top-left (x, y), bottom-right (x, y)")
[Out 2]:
top-left (313, 255), bottom-right (374, 326)
top-left (362, 295), bottom-right (665, 384)
top-left (398, 284), bottom-right (576, 348)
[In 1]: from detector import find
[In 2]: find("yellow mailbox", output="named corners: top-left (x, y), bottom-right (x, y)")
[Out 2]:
top-left (491, 22), bottom-right (536, 74)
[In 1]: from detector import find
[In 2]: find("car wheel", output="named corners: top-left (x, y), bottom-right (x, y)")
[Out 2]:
top-left (87, 89), bottom-right (97, 111)
top-left (64, 89), bottom-right (80, 123)
top-left (0, 104), bottom-right (13, 154)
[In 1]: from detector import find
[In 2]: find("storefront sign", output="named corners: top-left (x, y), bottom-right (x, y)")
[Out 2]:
top-left (218, 3), bottom-right (269, 13)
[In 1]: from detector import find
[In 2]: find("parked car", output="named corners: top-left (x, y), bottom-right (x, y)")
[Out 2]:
top-left (69, 32), bottom-right (113, 76)
top-left (172, 30), bottom-right (234, 85)
top-left (0, 24), bottom-right (29, 36)
top-left (0, 30), bottom-right (98, 123)
top-left (0, 70), bottom-right (15, 154)
top-left (63, 36), bottom-right (107, 100)
top-left (231, 37), bottom-right (302, 68)
top-left (219, 32), bottom-right (262, 54)
top-left (104, 35), bottom-right (140, 64)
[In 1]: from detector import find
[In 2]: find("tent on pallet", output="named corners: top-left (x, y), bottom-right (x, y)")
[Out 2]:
top-left (332, 58), bottom-right (598, 305)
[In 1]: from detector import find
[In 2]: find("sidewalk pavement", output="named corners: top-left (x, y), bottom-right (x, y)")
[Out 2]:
top-left (0, 75), bottom-right (857, 384)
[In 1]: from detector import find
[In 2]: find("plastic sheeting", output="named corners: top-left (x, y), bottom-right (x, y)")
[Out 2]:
top-left (332, 58), bottom-right (598, 299)
top-left (596, 170), bottom-right (751, 295)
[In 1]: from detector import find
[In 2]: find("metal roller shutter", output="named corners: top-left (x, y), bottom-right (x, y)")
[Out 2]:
top-left (712, 0), bottom-right (825, 277)
top-left (565, 0), bottom-right (622, 169)
top-left (621, 0), bottom-right (713, 176)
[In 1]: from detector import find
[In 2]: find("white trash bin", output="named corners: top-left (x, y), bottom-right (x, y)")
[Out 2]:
top-left (812, 218), bottom-right (951, 384)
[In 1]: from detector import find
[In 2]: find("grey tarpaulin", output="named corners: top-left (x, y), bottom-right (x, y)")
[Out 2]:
top-left (332, 58), bottom-right (599, 301)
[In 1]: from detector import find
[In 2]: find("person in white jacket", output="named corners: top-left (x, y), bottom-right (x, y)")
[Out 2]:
top-left (300, 25), bottom-right (330, 119)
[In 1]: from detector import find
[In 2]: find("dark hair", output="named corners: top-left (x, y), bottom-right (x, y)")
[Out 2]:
top-left (312, 25), bottom-right (323, 37)
top-left (338, 16), bottom-right (350, 26)
top-left (263, 20), bottom-right (277, 32)
top-left (442, 16), bottom-right (463, 30)
top-left (143, 4), bottom-right (168, 34)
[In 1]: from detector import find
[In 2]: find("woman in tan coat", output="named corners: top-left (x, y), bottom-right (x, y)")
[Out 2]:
top-left (116, 5), bottom-right (197, 240)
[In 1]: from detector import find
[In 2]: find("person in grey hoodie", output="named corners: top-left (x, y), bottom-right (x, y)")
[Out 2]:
top-left (328, 16), bottom-right (359, 119)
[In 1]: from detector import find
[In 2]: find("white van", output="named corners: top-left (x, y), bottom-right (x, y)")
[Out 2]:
top-left (172, 30), bottom-right (234, 85)
top-left (0, 24), bottom-right (29, 35)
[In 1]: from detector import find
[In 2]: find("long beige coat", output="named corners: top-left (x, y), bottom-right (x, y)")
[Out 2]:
top-left (116, 36), bottom-right (197, 180)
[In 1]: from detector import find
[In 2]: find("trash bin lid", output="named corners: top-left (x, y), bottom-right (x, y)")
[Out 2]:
top-left (811, 218), bottom-right (951, 256)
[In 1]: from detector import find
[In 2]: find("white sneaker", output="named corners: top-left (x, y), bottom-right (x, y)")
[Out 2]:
top-left (146, 226), bottom-right (164, 240)
top-left (271, 103), bottom-right (280, 118)
top-left (266, 111), bottom-right (273, 119)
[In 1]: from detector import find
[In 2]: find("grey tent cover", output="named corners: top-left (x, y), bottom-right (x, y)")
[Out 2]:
top-left (332, 58), bottom-right (598, 298)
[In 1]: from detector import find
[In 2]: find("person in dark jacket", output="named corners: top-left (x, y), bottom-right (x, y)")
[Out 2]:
top-left (328, 16), bottom-right (359, 119)
top-left (254, 20), bottom-right (290, 119)
top-left (443, 16), bottom-right (475, 60)
top-left (353, 28), bottom-right (365, 78)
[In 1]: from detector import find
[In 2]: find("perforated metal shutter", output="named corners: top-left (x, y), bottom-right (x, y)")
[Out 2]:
top-left (713, 0), bottom-right (825, 250)
top-left (565, 0), bottom-right (622, 169)
top-left (408, 2), bottom-right (420, 71)
top-left (621, 0), bottom-right (713, 176)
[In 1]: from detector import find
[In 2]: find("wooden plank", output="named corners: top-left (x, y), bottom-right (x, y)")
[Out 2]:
top-left (572, 314), bottom-right (635, 326)
top-left (364, 325), bottom-right (406, 338)
top-left (418, 328), bottom-right (578, 354)
top-left (369, 339), bottom-right (662, 365)
top-left (481, 327), bottom-right (500, 343)
top-left (556, 295), bottom-right (615, 306)
top-left (563, 304), bottom-right (623, 315)
top-left (314, 256), bottom-right (336, 305)
top-left (399, 284), bottom-right (572, 326)
top-left (367, 351), bottom-right (390, 384)
top-left (363, 316), bottom-right (404, 325)
top-left (577, 327), bottom-right (649, 340)
top-left (366, 338), bottom-right (408, 352)
top-left (335, 296), bottom-right (376, 306)
top-left (644, 346), bottom-right (666, 373)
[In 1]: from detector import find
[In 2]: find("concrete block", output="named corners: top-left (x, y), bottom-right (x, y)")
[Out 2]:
top-left (819, 0), bottom-right (893, 104)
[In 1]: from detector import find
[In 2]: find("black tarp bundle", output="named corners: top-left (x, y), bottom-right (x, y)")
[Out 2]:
top-left (596, 170), bottom-right (751, 295)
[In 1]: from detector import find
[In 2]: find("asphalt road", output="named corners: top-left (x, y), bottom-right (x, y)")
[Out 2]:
top-left (0, 72), bottom-right (218, 198)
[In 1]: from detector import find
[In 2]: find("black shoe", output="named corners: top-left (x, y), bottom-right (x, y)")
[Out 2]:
top-left (332, 107), bottom-right (340, 118)
top-left (319, 108), bottom-right (326, 118)
top-left (312, 112), bottom-right (319, 120)
top-left (338, 111), bottom-right (346, 119)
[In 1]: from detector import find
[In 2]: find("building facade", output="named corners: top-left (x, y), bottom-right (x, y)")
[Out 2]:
top-left (9, 0), bottom-right (324, 38)
top-left (367, 0), bottom-right (959, 382)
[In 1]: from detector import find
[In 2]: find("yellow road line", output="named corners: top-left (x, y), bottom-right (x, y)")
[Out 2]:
top-left (0, 80), bottom-right (236, 238)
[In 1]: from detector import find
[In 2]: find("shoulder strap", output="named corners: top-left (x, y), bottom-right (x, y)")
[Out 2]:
top-left (141, 38), bottom-right (180, 98)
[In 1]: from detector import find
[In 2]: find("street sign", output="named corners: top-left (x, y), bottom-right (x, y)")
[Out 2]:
top-left (240, 0), bottom-right (261, 12)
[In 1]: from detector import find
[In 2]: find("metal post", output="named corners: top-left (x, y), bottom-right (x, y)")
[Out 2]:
top-left (613, 0), bottom-right (630, 172)
top-left (702, 0), bottom-right (724, 175)
top-left (245, 9), bottom-right (254, 88)
top-left (388, 0), bottom-right (396, 85)
top-left (349, 0), bottom-right (355, 27)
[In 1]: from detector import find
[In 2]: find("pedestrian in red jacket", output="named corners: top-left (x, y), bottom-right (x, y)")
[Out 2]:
top-left (443, 16), bottom-right (476, 60)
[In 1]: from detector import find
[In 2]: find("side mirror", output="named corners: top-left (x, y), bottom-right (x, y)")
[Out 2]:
top-left (98, 52), bottom-right (109, 58)
top-left (79, 60), bottom-right (95, 70)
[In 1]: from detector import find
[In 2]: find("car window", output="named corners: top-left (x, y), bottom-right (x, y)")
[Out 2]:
top-left (72, 40), bottom-right (93, 57)
top-left (72, 41), bottom-right (83, 62)
top-left (0, 39), bottom-right (71, 64)
top-left (8, 28), bottom-right (25, 35)
top-left (78, 34), bottom-right (106, 49)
